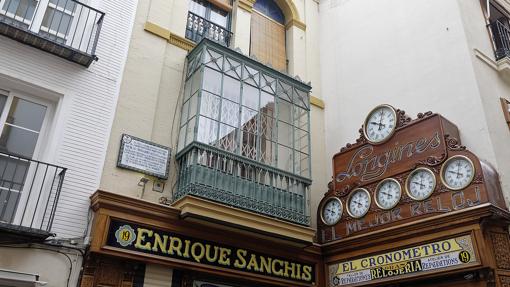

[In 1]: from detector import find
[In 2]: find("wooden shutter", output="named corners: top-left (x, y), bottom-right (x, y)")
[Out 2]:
top-left (250, 10), bottom-right (286, 71)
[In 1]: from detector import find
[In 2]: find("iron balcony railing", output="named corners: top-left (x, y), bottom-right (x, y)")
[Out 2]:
top-left (0, 152), bottom-right (66, 234)
top-left (0, 0), bottom-right (104, 65)
top-left (185, 11), bottom-right (232, 47)
top-left (175, 143), bottom-right (311, 226)
top-left (489, 20), bottom-right (510, 60)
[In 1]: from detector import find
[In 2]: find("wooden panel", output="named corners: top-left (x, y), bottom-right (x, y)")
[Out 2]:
top-left (250, 11), bottom-right (286, 71)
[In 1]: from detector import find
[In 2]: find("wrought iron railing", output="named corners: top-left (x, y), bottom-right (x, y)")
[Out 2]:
top-left (489, 20), bottom-right (510, 60)
top-left (0, 152), bottom-right (66, 233)
top-left (185, 11), bottom-right (232, 47)
top-left (0, 0), bottom-right (104, 57)
top-left (175, 143), bottom-right (310, 225)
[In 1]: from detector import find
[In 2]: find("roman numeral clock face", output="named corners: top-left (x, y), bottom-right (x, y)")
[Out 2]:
top-left (347, 188), bottom-right (371, 218)
top-left (321, 198), bottom-right (343, 226)
top-left (440, 156), bottom-right (475, 190)
top-left (364, 105), bottom-right (397, 144)
top-left (406, 168), bottom-right (436, 201)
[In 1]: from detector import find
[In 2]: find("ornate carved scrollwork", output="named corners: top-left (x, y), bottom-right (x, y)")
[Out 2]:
top-left (445, 134), bottom-right (466, 151)
top-left (417, 111), bottom-right (433, 119)
top-left (472, 173), bottom-right (484, 184)
top-left (416, 153), bottom-right (447, 167)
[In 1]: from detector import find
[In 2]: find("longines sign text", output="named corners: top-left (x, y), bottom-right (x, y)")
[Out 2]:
top-left (106, 219), bottom-right (315, 283)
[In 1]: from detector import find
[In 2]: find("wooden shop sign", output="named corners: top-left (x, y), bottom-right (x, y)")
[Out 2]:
top-left (328, 235), bottom-right (478, 286)
top-left (106, 219), bottom-right (315, 284)
top-left (333, 115), bottom-right (446, 189)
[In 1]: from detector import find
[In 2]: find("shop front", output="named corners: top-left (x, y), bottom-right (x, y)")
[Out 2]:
top-left (79, 190), bottom-right (323, 287)
top-left (318, 106), bottom-right (510, 287)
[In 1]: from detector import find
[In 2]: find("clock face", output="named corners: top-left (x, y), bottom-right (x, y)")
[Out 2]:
top-left (375, 178), bottom-right (402, 210)
top-left (347, 188), bottom-right (371, 218)
top-left (441, 156), bottom-right (475, 190)
top-left (406, 168), bottom-right (436, 201)
top-left (321, 197), bottom-right (343, 226)
top-left (364, 105), bottom-right (397, 144)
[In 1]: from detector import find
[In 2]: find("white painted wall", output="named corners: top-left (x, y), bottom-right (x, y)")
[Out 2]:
top-left (0, 0), bottom-right (137, 239)
top-left (318, 0), bottom-right (510, 195)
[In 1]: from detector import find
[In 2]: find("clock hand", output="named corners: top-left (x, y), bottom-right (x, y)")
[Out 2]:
top-left (412, 181), bottom-right (425, 188)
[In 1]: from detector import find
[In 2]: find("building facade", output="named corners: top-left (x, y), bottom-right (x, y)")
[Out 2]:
top-left (0, 0), bottom-right (137, 285)
top-left (3, 0), bottom-right (510, 286)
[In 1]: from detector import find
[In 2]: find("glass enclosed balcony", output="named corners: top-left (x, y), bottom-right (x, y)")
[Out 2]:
top-left (175, 39), bottom-right (312, 225)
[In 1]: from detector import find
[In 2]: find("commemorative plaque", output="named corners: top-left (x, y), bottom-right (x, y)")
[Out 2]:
top-left (117, 134), bottom-right (171, 179)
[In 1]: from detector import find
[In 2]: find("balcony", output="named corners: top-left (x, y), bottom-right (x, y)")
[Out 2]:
top-left (175, 39), bottom-right (312, 226)
top-left (185, 11), bottom-right (232, 47)
top-left (0, 152), bottom-right (66, 243)
top-left (489, 20), bottom-right (510, 60)
top-left (0, 0), bottom-right (104, 67)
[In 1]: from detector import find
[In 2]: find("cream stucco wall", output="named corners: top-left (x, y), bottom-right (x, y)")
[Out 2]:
top-left (100, 0), bottom-right (328, 230)
top-left (319, 0), bottom-right (510, 207)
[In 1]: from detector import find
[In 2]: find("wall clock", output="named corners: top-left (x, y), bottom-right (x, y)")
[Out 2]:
top-left (375, 178), bottom-right (402, 210)
top-left (440, 155), bottom-right (475, 190)
top-left (347, 188), bottom-right (371, 218)
top-left (363, 104), bottom-right (397, 144)
top-left (405, 167), bottom-right (436, 201)
top-left (320, 197), bottom-right (343, 226)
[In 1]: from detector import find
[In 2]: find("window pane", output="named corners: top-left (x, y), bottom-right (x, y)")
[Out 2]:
top-left (242, 84), bottom-right (259, 110)
top-left (42, 8), bottom-right (73, 35)
top-left (3, 0), bottom-right (37, 20)
top-left (191, 69), bottom-right (202, 95)
top-left (7, 98), bottom-right (46, 132)
top-left (218, 124), bottom-right (237, 152)
top-left (294, 106), bottom-right (308, 131)
top-left (200, 92), bottom-right (220, 120)
top-left (294, 128), bottom-right (309, 154)
top-left (189, 0), bottom-right (207, 17)
top-left (241, 131), bottom-right (257, 160)
top-left (277, 98), bottom-right (292, 123)
top-left (197, 116), bottom-right (218, 145)
top-left (50, 0), bottom-right (76, 11)
top-left (260, 139), bottom-right (275, 165)
top-left (277, 121), bottom-right (292, 147)
top-left (295, 151), bottom-right (310, 177)
top-left (0, 125), bottom-right (39, 158)
top-left (203, 67), bottom-right (222, 95)
top-left (177, 125), bottom-right (186, 152)
top-left (180, 99), bottom-right (189, 127)
top-left (260, 91), bottom-right (275, 117)
top-left (241, 107), bottom-right (258, 133)
top-left (0, 94), bottom-right (8, 117)
top-left (188, 94), bottom-right (198, 120)
top-left (185, 117), bottom-right (196, 145)
top-left (277, 145), bottom-right (293, 172)
top-left (260, 114), bottom-right (275, 140)
top-left (220, 99), bottom-right (239, 127)
top-left (210, 7), bottom-right (228, 28)
top-left (222, 76), bottom-right (240, 102)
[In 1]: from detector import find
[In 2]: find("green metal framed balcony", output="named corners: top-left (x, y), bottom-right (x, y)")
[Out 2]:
top-left (175, 39), bottom-right (312, 226)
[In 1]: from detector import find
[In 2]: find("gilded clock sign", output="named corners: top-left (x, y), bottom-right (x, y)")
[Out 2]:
top-left (319, 105), bottom-right (506, 242)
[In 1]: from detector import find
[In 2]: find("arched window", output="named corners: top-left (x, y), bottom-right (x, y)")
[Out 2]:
top-left (250, 0), bottom-right (287, 71)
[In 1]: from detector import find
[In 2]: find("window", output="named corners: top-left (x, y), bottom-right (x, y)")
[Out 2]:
top-left (486, 1), bottom-right (510, 60)
top-left (0, 89), bottom-right (51, 224)
top-left (0, 0), bottom-right (77, 41)
top-left (250, 0), bottom-right (287, 71)
top-left (177, 48), bottom-right (310, 177)
top-left (186, 0), bottom-right (232, 46)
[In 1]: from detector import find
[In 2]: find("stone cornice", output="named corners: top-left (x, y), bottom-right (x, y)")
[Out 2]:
top-left (238, 0), bottom-right (256, 12)
top-left (285, 18), bottom-right (307, 31)
top-left (144, 21), bottom-right (196, 52)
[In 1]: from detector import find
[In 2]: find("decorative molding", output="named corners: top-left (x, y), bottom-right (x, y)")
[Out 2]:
top-left (238, 0), bottom-right (255, 12)
top-left (168, 32), bottom-right (195, 51)
top-left (474, 48), bottom-right (510, 76)
top-left (144, 21), bottom-right (196, 52)
top-left (209, 0), bottom-right (233, 12)
top-left (490, 232), bottom-right (510, 269)
top-left (172, 195), bottom-right (316, 243)
top-left (144, 21), bottom-right (170, 40)
top-left (285, 19), bottom-right (307, 31)
top-left (310, 95), bottom-right (325, 109)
